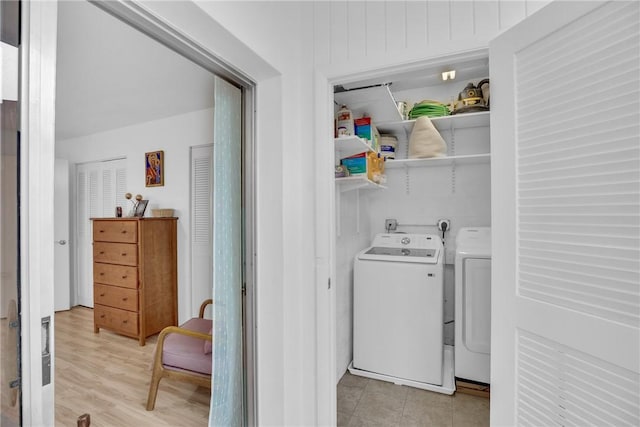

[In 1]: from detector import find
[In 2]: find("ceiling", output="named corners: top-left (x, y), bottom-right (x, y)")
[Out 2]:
top-left (55, 1), bottom-right (216, 141)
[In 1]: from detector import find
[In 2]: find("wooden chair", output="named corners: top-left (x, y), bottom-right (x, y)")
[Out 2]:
top-left (146, 299), bottom-right (213, 410)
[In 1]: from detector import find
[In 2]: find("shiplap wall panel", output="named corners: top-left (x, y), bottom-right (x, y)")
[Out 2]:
top-left (427, 1), bottom-right (450, 45)
top-left (365, 2), bottom-right (386, 57)
top-left (347, 2), bottom-right (367, 59)
top-left (317, 0), bottom-right (551, 66)
top-left (313, 2), bottom-right (331, 66)
top-left (329, 2), bottom-right (349, 63)
top-left (385, 1), bottom-right (406, 52)
top-left (474, 1), bottom-right (500, 36)
top-left (451, 1), bottom-right (475, 41)
top-left (406, 2), bottom-right (428, 50)
top-left (314, 0), bottom-right (548, 66)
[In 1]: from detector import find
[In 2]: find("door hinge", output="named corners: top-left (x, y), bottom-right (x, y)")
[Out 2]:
top-left (328, 278), bottom-right (331, 289)
top-left (8, 320), bottom-right (18, 329)
top-left (9, 379), bottom-right (20, 389)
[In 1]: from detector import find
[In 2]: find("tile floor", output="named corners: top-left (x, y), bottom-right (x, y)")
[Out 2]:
top-left (337, 372), bottom-right (489, 426)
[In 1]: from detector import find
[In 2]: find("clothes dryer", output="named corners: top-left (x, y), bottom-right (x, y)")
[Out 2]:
top-left (455, 227), bottom-right (491, 384)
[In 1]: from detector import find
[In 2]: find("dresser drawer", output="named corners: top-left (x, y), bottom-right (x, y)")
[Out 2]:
top-left (93, 263), bottom-right (138, 289)
top-left (94, 284), bottom-right (138, 312)
top-left (93, 242), bottom-right (138, 266)
top-left (93, 220), bottom-right (138, 243)
top-left (94, 304), bottom-right (138, 336)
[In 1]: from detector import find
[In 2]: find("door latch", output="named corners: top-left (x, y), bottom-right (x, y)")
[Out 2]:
top-left (41, 316), bottom-right (51, 386)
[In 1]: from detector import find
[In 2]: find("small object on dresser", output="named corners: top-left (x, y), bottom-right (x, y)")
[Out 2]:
top-left (115, 206), bottom-right (122, 218)
top-left (151, 208), bottom-right (174, 218)
top-left (134, 200), bottom-right (149, 217)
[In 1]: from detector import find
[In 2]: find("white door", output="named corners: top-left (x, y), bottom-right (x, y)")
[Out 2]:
top-left (490, 1), bottom-right (639, 425)
top-left (54, 159), bottom-right (71, 311)
top-left (75, 159), bottom-right (127, 307)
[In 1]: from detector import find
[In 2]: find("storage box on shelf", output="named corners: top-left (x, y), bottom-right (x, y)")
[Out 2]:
top-left (335, 135), bottom-right (386, 192)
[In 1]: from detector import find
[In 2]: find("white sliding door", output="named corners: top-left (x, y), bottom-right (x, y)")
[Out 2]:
top-left (490, 1), bottom-right (639, 425)
top-left (75, 159), bottom-right (127, 307)
top-left (191, 144), bottom-right (214, 317)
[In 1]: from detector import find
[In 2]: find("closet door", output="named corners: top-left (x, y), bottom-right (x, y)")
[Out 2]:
top-left (75, 159), bottom-right (126, 307)
top-left (191, 144), bottom-right (213, 316)
top-left (490, 1), bottom-right (639, 425)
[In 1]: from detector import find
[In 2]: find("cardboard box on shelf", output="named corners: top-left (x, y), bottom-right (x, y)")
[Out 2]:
top-left (340, 152), bottom-right (367, 175)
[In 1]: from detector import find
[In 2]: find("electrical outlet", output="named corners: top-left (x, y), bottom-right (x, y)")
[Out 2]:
top-left (437, 219), bottom-right (451, 232)
top-left (384, 218), bottom-right (398, 232)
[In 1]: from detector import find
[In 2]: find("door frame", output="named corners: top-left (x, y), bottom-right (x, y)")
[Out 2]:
top-left (313, 44), bottom-right (491, 424)
top-left (19, 1), bottom-right (58, 424)
top-left (22, 0), bottom-right (275, 423)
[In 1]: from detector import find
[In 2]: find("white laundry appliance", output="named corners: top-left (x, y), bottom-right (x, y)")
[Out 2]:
top-left (350, 233), bottom-right (455, 394)
top-left (455, 227), bottom-right (492, 384)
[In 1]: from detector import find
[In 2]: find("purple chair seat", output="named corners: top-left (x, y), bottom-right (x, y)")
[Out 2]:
top-left (162, 317), bottom-right (212, 375)
top-left (146, 299), bottom-right (214, 411)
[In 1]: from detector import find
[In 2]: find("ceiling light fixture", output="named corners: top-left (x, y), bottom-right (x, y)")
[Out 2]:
top-left (441, 70), bottom-right (456, 81)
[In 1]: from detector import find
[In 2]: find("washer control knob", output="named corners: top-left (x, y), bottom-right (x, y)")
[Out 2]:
top-left (401, 237), bottom-right (411, 245)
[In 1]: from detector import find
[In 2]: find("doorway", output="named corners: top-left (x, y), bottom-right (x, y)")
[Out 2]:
top-left (327, 50), bottom-right (493, 425)
top-left (52, 0), bottom-right (255, 424)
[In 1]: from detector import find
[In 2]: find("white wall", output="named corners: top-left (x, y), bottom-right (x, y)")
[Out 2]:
top-left (194, 2), bottom-right (318, 424)
top-left (56, 108), bottom-right (214, 323)
top-left (335, 191), bottom-right (372, 378)
top-left (190, 0), bottom-right (551, 425)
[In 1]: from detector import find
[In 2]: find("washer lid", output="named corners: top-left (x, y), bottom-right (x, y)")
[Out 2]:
top-left (358, 247), bottom-right (440, 263)
top-left (358, 233), bottom-right (442, 263)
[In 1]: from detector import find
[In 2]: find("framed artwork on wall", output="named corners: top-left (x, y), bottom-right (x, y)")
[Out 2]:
top-left (145, 150), bottom-right (164, 187)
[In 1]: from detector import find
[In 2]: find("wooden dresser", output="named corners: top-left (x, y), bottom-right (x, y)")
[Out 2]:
top-left (91, 217), bottom-right (178, 345)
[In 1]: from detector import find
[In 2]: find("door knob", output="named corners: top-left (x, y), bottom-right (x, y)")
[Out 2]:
top-left (56, 240), bottom-right (67, 245)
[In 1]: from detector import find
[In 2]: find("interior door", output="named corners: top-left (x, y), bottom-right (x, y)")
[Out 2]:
top-left (75, 159), bottom-right (126, 307)
top-left (54, 159), bottom-right (71, 311)
top-left (190, 144), bottom-right (213, 317)
top-left (490, 1), bottom-right (639, 425)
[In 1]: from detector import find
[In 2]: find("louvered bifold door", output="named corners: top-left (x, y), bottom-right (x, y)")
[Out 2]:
top-left (490, 1), bottom-right (639, 425)
top-left (190, 144), bottom-right (213, 316)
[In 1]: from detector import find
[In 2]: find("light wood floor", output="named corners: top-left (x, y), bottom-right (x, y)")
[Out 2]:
top-left (55, 306), bottom-right (210, 426)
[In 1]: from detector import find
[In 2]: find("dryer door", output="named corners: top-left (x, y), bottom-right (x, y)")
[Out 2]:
top-left (463, 258), bottom-right (491, 354)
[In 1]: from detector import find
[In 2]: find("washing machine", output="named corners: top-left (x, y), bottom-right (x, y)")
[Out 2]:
top-left (352, 233), bottom-right (444, 386)
top-left (455, 227), bottom-right (491, 384)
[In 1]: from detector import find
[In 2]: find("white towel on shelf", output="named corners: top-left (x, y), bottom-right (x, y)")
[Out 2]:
top-left (408, 116), bottom-right (447, 159)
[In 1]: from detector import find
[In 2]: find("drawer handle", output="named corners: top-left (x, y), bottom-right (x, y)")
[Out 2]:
top-left (99, 293), bottom-right (105, 297)
top-left (99, 230), bottom-right (104, 233)
top-left (99, 251), bottom-right (104, 255)
top-left (122, 320), bottom-right (128, 324)
top-left (99, 272), bottom-right (105, 276)
top-left (121, 253), bottom-right (127, 256)
top-left (122, 275), bottom-right (127, 279)
top-left (122, 297), bottom-right (128, 301)
top-left (121, 230), bottom-right (127, 234)
top-left (100, 314), bottom-right (105, 318)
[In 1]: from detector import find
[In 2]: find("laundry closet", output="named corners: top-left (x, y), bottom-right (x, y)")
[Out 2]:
top-left (333, 50), bottom-right (492, 392)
